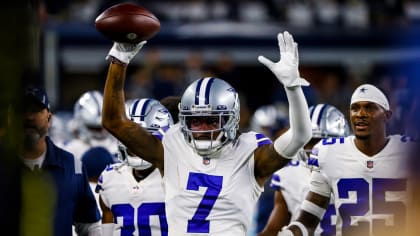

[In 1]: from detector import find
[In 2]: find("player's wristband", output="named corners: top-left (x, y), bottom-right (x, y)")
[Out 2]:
top-left (288, 221), bottom-right (308, 236)
top-left (108, 56), bottom-right (127, 66)
top-left (301, 200), bottom-right (326, 219)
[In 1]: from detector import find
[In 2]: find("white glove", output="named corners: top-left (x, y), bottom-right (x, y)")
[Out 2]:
top-left (106, 41), bottom-right (147, 64)
top-left (258, 31), bottom-right (309, 88)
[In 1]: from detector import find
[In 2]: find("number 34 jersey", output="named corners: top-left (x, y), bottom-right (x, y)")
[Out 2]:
top-left (310, 135), bottom-right (414, 236)
top-left (162, 125), bottom-right (268, 236)
top-left (97, 164), bottom-right (167, 236)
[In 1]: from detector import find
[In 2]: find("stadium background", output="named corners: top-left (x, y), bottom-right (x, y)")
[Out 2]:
top-left (38, 0), bottom-right (419, 137)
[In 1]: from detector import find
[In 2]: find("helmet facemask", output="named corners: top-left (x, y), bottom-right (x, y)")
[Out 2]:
top-left (118, 142), bottom-right (153, 170)
top-left (180, 111), bottom-right (238, 156)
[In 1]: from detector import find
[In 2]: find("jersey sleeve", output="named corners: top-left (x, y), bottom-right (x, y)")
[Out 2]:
top-left (307, 140), bottom-right (332, 197)
top-left (308, 169), bottom-right (331, 197)
top-left (96, 164), bottom-right (118, 208)
top-left (270, 171), bottom-right (282, 191)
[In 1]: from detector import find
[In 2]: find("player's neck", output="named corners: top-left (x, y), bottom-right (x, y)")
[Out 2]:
top-left (132, 167), bottom-right (154, 182)
top-left (354, 136), bottom-right (389, 157)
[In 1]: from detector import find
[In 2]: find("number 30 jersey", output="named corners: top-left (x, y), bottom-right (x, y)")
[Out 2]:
top-left (309, 135), bottom-right (414, 236)
top-left (97, 164), bottom-right (167, 236)
top-left (162, 125), bottom-right (268, 236)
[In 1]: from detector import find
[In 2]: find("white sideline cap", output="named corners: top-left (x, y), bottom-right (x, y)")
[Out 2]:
top-left (350, 84), bottom-right (390, 111)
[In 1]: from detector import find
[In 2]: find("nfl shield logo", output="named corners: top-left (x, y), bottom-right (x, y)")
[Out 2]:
top-left (203, 157), bottom-right (211, 165)
top-left (367, 160), bottom-right (374, 169)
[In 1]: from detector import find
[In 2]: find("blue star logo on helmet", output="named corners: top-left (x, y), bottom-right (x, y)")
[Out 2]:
top-left (360, 87), bottom-right (367, 93)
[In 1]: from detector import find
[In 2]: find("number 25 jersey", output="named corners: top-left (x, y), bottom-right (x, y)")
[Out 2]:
top-left (310, 135), bottom-right (414, 236)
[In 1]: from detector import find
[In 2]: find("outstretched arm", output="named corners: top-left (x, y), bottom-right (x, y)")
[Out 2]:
top-left (102, 42), bottom-right (164, 171)
top-left (254, 31), bottom-right (312, 185)
top-left (258, 190), bottom-right (291, 236)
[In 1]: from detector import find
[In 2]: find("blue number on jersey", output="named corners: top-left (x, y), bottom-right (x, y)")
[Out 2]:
top-left (112, 203), bottom-right (168, 236)
top-left (186, 172), bottom-right (223, 233)
top-left (337, 178), bottom-right (406, 235)
top-left (320, 204), bottom-right (336, 236)
top-left (322, 137), bottom-right (345, 145)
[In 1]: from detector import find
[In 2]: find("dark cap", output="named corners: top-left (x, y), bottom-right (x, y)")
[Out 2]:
top-left (24, 86), bottom-right (50, 111)
top-left (81, 147), bottom-right (115, 178)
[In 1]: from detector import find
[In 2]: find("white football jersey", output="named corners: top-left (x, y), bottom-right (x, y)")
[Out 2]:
top-left (310, 135), bottom-right (413, 236)
top-left (271, 160), bottom-right (336, 235)
top-left (162, 124), bottom-right (268, 235)
top-left (97, 164), bottom-right (167, 236)
top-left (62, 137), bottom-right (119, 160)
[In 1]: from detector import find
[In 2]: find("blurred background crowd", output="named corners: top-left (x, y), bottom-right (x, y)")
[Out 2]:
top-left (32, 0), bottom-right (420, 139)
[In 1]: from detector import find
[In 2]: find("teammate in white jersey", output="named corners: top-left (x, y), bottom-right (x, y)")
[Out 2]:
top-left (102, 31), bottom-right (313, 235)
top-left (259, 104), bottom-right (350, 236)
top-left (62, 90), bottom-right (118, 160)
top-left (98, 98), bottom-right (174, 236)
top-left (280, 84), bottom-right (415, 236)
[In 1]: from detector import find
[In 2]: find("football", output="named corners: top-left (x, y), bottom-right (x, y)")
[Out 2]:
top-left (95, 3), bottom-right (160, 43)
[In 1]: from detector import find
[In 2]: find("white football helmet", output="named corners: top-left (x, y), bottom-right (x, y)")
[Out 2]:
top-left (298, 103), bottom-right (350, 162)
top-left (179, 77), bottom-right (240, 157)
top-left (118, 98), bottom-right (174, 170)
top-left (309, 103), bottom-right (350, 138)
top-left (250, 104), bottom-right (288, 139)
top-left (73, 90), bottom-right (107, 142)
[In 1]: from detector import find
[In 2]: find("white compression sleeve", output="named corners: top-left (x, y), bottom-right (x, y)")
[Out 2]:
top-left (274, 86), bottom-right (312, 158)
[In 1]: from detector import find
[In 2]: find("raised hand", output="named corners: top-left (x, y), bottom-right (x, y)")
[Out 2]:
top-left (258, 31), bottom-right (309, 88)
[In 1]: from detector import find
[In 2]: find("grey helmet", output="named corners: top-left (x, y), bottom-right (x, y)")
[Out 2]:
top-left (179, 77), bottom-right (240, 156)
top-left (118, 98), bottom-right (174, 170)
top-left (73, 90), bottom-right (108, 141)
top-left (298, 104), bottom-right (350, 163)
top-left (309, 104), bottom-right (350, 138)
top-left (250, 104), bottom-right (288, 139)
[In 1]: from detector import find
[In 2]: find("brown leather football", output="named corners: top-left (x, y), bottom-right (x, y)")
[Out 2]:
top-left (95, 3), bottom-right (160, 43)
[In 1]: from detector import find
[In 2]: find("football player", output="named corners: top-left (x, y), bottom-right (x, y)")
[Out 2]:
top-left (279, 84), bottom-right (414, 236)
top-left (102, 31), bottom-right (313, 235)
top-left (62, 90), bottom-right (118, 160)
top-left (98, 98), bottom-right (173, 236)
top-left (258, 104), bottom-right (350, 236)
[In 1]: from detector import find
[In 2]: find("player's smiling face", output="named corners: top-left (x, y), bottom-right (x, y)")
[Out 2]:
top-left (349, 101), bottom-right (388, 140)
top-left (188, 116), bottom-right (224, 140)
